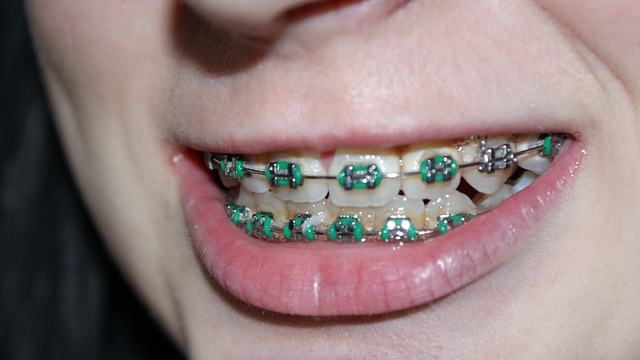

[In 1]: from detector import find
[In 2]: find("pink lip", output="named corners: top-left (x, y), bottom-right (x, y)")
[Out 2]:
top-left (175, 140), bottom-right (582, 316)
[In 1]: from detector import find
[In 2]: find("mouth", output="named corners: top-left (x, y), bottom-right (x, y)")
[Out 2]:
top-left (204, 133), bottom-right (567, 243)
top-left (176, 132), bottom-right (582, 316)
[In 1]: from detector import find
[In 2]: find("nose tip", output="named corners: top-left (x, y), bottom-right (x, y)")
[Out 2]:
top-left (182, 0), bottom-right (320, 37)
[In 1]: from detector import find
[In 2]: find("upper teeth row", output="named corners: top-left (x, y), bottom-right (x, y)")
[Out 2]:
top-left (205, 134), bottom-right (565, 205)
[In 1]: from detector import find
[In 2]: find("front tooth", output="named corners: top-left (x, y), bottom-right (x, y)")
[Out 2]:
top-left (328, 148), bottom-right (401, 207)
top-left (254, 191), bottom-right (288, 226)
top-left (269, 151), bottom-right (328, 203)
top-left (515, 135), bottom-right (551, 175)
top-left (458, 136), bottom-right (516, 194)
top-left (376, 196), bottom-right (427, 229)
top-left (402, 141), bottom-right (461, 200)
top-left (425, 191), bottom-right (477, 228)
top-left (242, 154), bottom-right (271, 194)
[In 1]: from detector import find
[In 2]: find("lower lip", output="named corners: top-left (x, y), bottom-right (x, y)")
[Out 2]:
top-left (176, 142), bottom-right (581, 316)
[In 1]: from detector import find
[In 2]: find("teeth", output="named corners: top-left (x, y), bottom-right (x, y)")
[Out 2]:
top-left (326, 201), bottom-right (378, 230)
top-left (516, 135), bottom-right (551, 175)
top-left (328, 148), bottom-right (401, 207)
top-left (212, 133), bottom-right (566, 242)
top-left (236, 187), bottom-right (257, 210)
top-left (425, 191), bottom-right (477, 228)
top-left (458, 137), bottom-right (516, 194)
top-left (269, 151), bottom-right (328, 203)
top-left (401, 141), bottom-right (461, 200)
top-left (510, 170), bottom-right (538, 193)
top-left (474, 185), bottom-right (514, 210)
top-left (254, 192), bottom-right (288, 226)
top-left (474, 170), bottom-right (539, 210)
top-left (242, 154), bottom-right (271, 194)
top-left (286, 200), bottom-right (330, 230)
top-left (376, 196), bottom-right (427, 229)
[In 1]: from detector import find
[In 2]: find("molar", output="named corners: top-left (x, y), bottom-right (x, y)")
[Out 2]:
top-left (269, 151), bottom-right (328, 203)
top-left (401, 141), bottom-right (461, 200)
top-left (328, 148), bottom-right (401, 207)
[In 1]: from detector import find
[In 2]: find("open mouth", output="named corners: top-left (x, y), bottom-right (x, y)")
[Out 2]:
top-left (205, 133), bottom-right (567, 243)
top-left (176, 132), bottom-right (581, 316)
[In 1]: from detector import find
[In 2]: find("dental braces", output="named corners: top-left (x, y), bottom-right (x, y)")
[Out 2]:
top-left (206, 133), bottom-right (567, 243)
top-left (226, 205), bottom-right (474, 243)
top-left (205, 134), bottom-right (566, 186)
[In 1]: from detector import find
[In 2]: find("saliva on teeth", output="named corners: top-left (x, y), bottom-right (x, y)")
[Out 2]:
top-left (208, 134), bottom-right (567, 243)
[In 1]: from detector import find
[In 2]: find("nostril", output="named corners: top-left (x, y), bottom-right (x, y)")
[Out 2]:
top-left (181, 0), bottom-right (327, 38)
top-left (280, 0), bottom-right (368, 23)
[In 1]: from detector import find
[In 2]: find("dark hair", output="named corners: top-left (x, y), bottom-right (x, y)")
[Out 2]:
top-left (0, 2), bottom-right (183, 359)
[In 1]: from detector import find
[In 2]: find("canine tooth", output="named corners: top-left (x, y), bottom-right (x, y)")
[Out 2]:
top-left (458, 137), bottom-right (515, 194)
top-left (254, 192), bottom-right (288, 226)
top-left (376, 196), bottom-right (427, 229)
top-left (328, 148), bottom-right (401, 207)
top-left (511, 170), bottom-right (538, 194)
top-left (425, 191), bottom-right (477, 228)
top-left (516, 135), bottom-right (551, 175)
top-left (401, 141), bottom-right (461, 200)
top-left (269, 151), bottom-right (328, 203)
top-left (242, 154), bottom-right (271, 194)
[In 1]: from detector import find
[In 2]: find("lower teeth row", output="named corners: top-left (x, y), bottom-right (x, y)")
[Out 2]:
top-left (206, 134), bottom-right (567, 243)
top-left (226, 204), bottom-right (474, 243)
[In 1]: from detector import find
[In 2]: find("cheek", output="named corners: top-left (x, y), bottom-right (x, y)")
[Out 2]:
top-left (537, 0), bottom-right (640, 99)
top-left (25, 0), bottom-right (174, 97)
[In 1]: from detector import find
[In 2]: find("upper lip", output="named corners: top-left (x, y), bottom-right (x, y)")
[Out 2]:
top-left (171, 23), bottom-right (589, 154)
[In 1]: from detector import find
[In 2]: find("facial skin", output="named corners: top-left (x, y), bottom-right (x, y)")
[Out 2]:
top-left (26, 0), bottom-right (640, 358)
